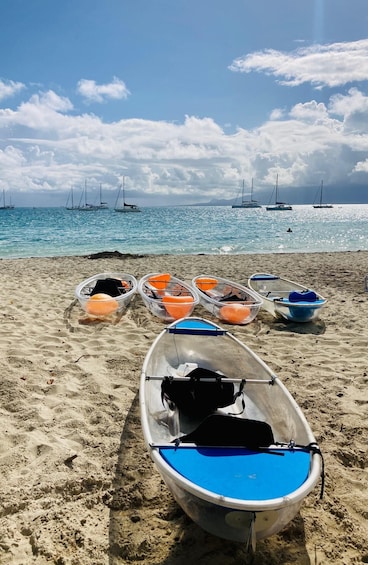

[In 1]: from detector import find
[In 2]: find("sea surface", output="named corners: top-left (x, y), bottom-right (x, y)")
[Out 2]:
top-left (0, 204), bottom-right (367, 259)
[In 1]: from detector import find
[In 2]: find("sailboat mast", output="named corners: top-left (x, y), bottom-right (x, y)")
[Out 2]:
top-left (320, 180), bottom-right (323, 206)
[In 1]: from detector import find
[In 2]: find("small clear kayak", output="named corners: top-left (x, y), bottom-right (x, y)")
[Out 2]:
top-left (192, 275), bottom-right (262, 325)
top-left (248, 273), bottom-right (327, 322)
top-left (75, 272), bottom-right (137, 317)
top-left (140, 317), bottom-right (324, 549)
top-left (138, 273), bottom-right (199, 322)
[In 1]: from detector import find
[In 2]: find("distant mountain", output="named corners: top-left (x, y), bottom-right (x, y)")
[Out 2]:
top-left (190, 198), bottom-right (235, 206)
top-left (190, 183), bottom-right (368, 206)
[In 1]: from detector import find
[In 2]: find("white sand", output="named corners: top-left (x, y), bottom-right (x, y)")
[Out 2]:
top-left (0, 251), bottom-right (367, 564)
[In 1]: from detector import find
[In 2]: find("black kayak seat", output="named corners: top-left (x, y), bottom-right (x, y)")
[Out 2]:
top-left (161, 368), bottom-right (235, 417)
top-left (91, 278), bottom-right (127, 297)
top-left (178, 414), bottom-right (275, 449)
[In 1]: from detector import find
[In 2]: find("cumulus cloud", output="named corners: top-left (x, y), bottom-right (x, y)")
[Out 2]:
top-left (7, 91), bottom-right (74, 132)
top-left (77, 77), bottom-right (130, 103)
top-left (353, 159), bottom-right (368, 173)
top-left (26, 91), bottom-right (74, 113)
top-left (229, 39), bottom-right (368, 88)
top-left (0, 79), bottom-right (25, 101)
top-left (2, 83), bottom-right (368, 204)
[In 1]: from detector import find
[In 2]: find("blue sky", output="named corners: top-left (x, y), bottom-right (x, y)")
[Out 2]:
top-left (1, 0), bottom-right (368, 206)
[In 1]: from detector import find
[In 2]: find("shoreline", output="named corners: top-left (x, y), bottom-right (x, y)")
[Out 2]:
top-left (0, 249), bottom-right (368, 264)
top-left (0, 251), bottom-right (367, 564)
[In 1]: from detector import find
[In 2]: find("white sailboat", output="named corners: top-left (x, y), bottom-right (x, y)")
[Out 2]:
top-left (77, 180), bottom-right (99, 211)
top-left (313, 180), bottom-right (333, 209)
top-left (114, 177), bottom-right (141, 213)
top-left (0, 189), bottom-right (14, 210)
top-left (266, 175), bottom-right (292, 211)
top-left (232, 179), bottom-right (262, 209)
top-left (66, 187), bottom-right (79, 210)
top-left (97, 183), bottom-right (109, 209)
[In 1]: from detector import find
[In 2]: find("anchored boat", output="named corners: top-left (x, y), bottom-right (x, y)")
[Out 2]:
top-left (313, 180), bottom-right (333, 209)
top-left (114, 176), bottom-right (141, 212)
top-left (266, 175), bottom-right (292, 211)
top-left (232, 179), bottom-right (262, 209)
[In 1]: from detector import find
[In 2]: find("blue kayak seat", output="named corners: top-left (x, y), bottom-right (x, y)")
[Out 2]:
top-left (288, 290), bottom-right (317, 303)
top-left (251, 274), bottom-right (279, 281)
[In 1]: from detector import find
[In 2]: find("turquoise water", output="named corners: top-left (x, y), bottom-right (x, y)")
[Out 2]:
top-left (0, 204), bottom-right (367, 258)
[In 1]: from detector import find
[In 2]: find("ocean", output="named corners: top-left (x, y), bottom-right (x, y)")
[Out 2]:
top-left (0, 204), bottom-right (367, 259)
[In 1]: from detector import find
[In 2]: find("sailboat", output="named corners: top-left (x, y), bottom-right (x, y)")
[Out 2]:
top-left (0, 189), bottom-right (14, 210)
top-left (266, 175), bottom-right (292, 211)
top-left (66, 187), bottom-right (79, 210)
top-left (77, 180), bottom-right (99, 211)
top-left (114, 177), bottom-right (141, 213)
top-left (232, 179), bottom-right (262, 209)
top-left (97, 183), bottom-right (109, 209)
top-left (313, 180), bottom-right (333, 209)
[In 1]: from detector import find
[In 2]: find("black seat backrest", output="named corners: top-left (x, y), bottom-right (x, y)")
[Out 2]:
top-left (161, 367), bottom-right (235, 417)
top-left (179, 414), bottom-right (274, 449)
top-left (91, 278), bottom-right (127, 297)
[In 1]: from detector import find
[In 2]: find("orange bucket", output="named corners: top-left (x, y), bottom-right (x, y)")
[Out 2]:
top-left (195, 277), bottom-right (218, 292)
top-left (86, 293), bottom-right (119, 316)
top-left (219, 303), bottom-right (251, 324)
top-left (162, 295), bottom-right (194, 319)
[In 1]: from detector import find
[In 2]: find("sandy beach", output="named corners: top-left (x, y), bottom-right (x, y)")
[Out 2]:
top-left (0, 251), bottom-right (367, 565)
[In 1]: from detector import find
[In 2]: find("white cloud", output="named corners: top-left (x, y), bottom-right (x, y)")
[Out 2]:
top-left (37, 91), bottom-right (74, 112)
top-left (2, 84), bottom-right (368, 204)
top-left (9, 91), bottom-right (74, 131)
top-left (269, 108), bottom-right (284, 121)
top-left (353, 159), bottom-right (368, 173)
top-left (229, 39), bottom-right (368, 88)
top-left (77, 77), bottom-right (130, 103)
top-left (289, 100), bottom-right (330, 124)
top-left (0, 79), bottom-right (25, 101)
